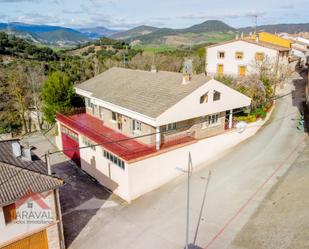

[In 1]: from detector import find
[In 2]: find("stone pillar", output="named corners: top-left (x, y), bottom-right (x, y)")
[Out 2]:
top-left (229, 110), bottom-right (233, 129)
top-left (156, 127), bottom-right (161, 151)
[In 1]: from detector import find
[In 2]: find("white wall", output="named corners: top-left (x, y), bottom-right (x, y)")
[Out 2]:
top-left (127, 119), bottom-right (266, 201)
top-left (78, 136), bottom-right (130, 201)
top-left (0, 191), bottom-right (58, 246)
top-left (206, 40), bottom-right (279, 76)
top-left (156, 79), bottom-right (251, 126)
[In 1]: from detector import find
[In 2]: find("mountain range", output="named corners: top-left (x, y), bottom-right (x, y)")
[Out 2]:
top-left (1, 21), bottom-right (309, 47)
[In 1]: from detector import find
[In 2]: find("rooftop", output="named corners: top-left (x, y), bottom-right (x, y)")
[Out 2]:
top-left (0, 140), bottom-right (47, 174)
top-left (56, 112), bottom-right (195, 162)
top-left (207, 39), bottom-right (290, 52)
top-left (75, 67), bottom-right (211, 118)
top-left (0, 140), bottom-right (63, 206)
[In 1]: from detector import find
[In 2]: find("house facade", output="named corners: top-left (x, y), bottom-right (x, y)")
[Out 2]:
top-left (55, 67), bottom-right (251, 202)
top-left (0, 140), bottom-right (64, 249)
top-left (206, 38), bottom-right (290, 78)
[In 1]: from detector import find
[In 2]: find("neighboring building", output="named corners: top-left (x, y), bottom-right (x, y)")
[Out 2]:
top-left (55, 67), bottom-right (251, 202)
top-left (248, 32), bottom-right (292, 49)
top-left (206, 37), bottom-right (290, 77)
top-left (280, 35), bottom-right (309, 66)
top-left (0, 140), bottom-right (64, 249)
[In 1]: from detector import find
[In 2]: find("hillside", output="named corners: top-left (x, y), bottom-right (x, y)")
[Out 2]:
top-left (239, 23), bottom-right (309, 34)
top-left (78, 27), bottom-right (122, 39)
top-left (119, 20), bottom-right (235, 48)
top-left (111, 25), bottom-right (159, 40)
top-left (0, 22), bottom-right (89, 46)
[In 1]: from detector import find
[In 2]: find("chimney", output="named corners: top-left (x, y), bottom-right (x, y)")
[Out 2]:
top-left (151, 65), bottom-right (157, 73)
top-left (12, 141), bottom-right (22, 157)
top-left (235, 34), bottom-right (239, 40)
top-left (20, 141), bottom-right (33, 161)
top-left (182, 59), bottom-right (193, 85)
top-left (241, 32), bottom-right (244, 39)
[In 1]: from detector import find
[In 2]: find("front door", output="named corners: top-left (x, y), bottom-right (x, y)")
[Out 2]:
top-left (2, 230), bottom-right (48, 249)
top-left (217, 64), bottom-right (224, 76)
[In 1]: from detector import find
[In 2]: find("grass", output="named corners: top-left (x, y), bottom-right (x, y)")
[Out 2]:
top-left (132, 44), bottom-right (177, 53)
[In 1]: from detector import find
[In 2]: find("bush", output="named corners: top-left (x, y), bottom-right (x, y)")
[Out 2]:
top-left (235, 114), bottom-right (257, 123)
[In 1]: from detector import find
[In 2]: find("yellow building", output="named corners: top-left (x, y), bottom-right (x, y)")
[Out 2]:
top-left (247, 32), bottom-right (292, 49)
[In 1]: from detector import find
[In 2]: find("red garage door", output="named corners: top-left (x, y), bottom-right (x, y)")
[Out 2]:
top-left (60, 125), bottom-right (81, 166)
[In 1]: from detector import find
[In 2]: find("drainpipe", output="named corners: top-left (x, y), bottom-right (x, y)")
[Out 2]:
top-left (155, 127), bottom-right (161, 151)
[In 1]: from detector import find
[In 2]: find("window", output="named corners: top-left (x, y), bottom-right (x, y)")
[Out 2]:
top-left (99, 107), bottom-right (104, 120)
top-left (239, 66), bottom-right (246, 77)
top-left (82, 136), bottom-right (96, 151)
top-left (132, 120), bottom-right (142, 134)
top-left (217, 51), bottom-right (225, 59)
top-left (208, 114), bottom-right (219, 125)
top-left (255, 52), bottom-right (265, 61)
top-left (61, 126), bottom-right (78, 141)
top-left (235, 52), bottom-right (244, 60)
top-left (166, 123), bottom-right (176, 131)
top-left (200, 92), bottom-right (209, 104)
top-left (213, 91), bottom-right (221, 101)
top-left (86, 98), bottom-right (93, 109)
top-left (3, 203), bottom-right (17, 224)
top-left (111, 112), bottom-right (117, 121)
top-left (103, 149), bottom-right (125, 170)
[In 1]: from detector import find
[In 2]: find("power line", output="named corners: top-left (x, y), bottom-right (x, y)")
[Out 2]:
top-left (50, 91), bottom-right (293, 156)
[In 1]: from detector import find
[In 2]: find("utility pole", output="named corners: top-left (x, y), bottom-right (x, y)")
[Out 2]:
top-left (193, 171), bottom-right (212, 245)
top-left (254, 15), bottom-right (258, 34)
top-left (45, 150), bottom-right (52, 175)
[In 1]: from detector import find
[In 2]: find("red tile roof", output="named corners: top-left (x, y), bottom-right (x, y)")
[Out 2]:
top-left (56, 113), bottom-right (157, 161)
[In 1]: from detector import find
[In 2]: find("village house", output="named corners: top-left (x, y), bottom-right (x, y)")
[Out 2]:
top-left (206, 33), bottom-right (290, 77)
top-left (55, 67), bottom-right (251, 202)
top-left (0, 140), bottom-right (64, 249)
top-left (280, 34), bottom-right (309, 66)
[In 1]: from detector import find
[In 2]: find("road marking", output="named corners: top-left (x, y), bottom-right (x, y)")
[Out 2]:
top-left (203, 138), bottom-right (305, 249)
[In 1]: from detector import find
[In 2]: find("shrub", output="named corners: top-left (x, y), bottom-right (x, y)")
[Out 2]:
top-left (235, 114), bottom-right (257, 123)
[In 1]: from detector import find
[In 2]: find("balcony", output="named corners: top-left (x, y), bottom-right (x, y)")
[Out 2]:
top-left (56, 111), bottom-right (196, 162)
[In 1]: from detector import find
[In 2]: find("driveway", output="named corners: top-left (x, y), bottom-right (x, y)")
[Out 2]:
top-left (24, 72), bottom-right (308, 249)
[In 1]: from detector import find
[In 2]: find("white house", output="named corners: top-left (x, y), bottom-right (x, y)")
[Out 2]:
top-left (280, 34), bottom-right (309, 65)
top-left (206, 39), bottom-right (290, 77)
top-left (0, 140), bottom-right (64, 249)
top-left (55, 67), bottom-right (251, 202)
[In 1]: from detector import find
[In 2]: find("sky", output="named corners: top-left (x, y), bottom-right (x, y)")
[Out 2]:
top-left (0, 0), bottom-right (308, 30)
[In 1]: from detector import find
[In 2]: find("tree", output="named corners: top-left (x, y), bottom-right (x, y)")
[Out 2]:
top-left (27, 65), bottom-right (45, 130)
top-left (7, 66), bottom-right (31, 133)
top-left (42, 71), bottom-right (75, 123)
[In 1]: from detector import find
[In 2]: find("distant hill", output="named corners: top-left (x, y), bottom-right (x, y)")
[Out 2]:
top-left (113, 20), bottom-right (236, 47)
top-left (238, 23), bottom-right (309, 34)
top-left (0, 22), bottom-right (89, 46)
top-left (111, 25), bottom-right (159, 40)
top-left (78, 26), bottom-right (123, 39)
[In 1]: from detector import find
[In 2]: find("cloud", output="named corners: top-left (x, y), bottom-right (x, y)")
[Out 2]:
top-left (279, 3), bottom-right (295, 9)
top-left (176, 10), bottom-right (267, 20)
top-left (0, 0), bottom-right (39, 2)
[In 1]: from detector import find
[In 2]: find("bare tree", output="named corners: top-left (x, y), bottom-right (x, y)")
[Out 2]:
top-left (7, 66), bottom-right (31, 133)
top-left (27, 65), bottom-right (45, 131)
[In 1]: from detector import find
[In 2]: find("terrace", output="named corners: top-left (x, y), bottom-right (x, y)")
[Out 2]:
top-left (56, 111), bottom-right (196, 162)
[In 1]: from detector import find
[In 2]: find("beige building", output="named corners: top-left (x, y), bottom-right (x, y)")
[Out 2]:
top-left (0, 140), bottom-right (64, 249)
top-left (56, 67), bottom-right (251, 202)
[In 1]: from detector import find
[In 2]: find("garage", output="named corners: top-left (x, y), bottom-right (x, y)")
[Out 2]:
top-left (61, 125), bottom-right (81, 166)
top-left (2, 230), bottom-right (48, 249)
